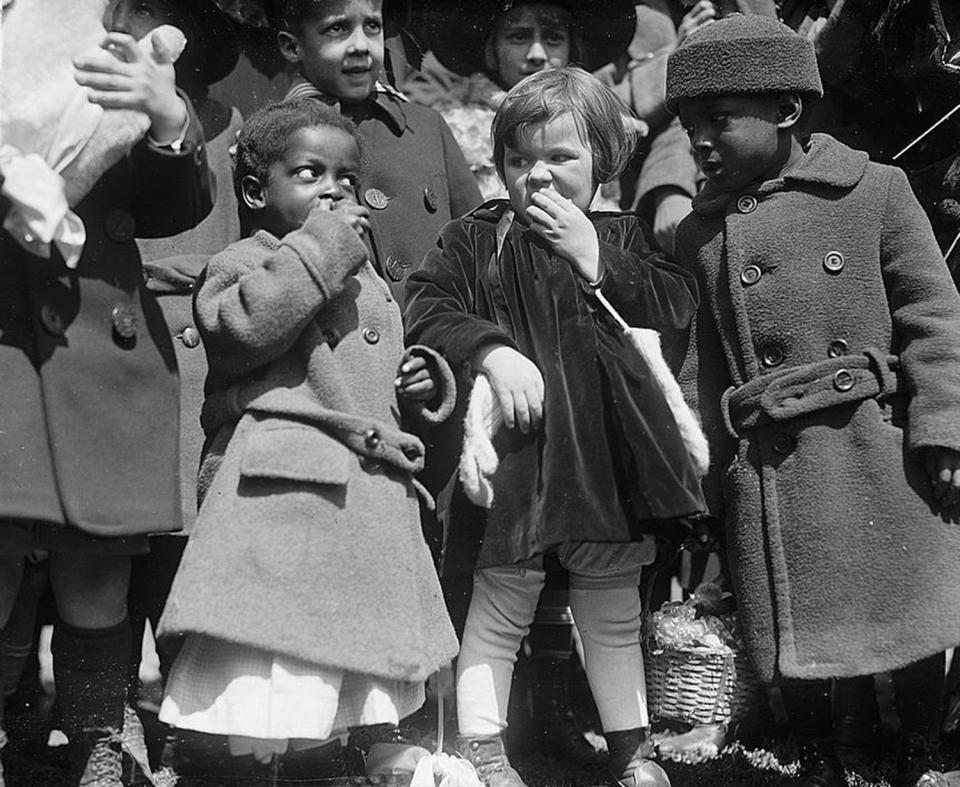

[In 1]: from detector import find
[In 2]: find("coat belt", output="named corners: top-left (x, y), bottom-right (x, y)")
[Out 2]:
top-left (721, 348), bottom-right (902, 439)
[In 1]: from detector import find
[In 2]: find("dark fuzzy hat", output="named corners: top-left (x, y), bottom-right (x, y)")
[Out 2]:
top-left (412, 0), bottom-right (636, 81)
top-left (665, 13), bottom-right (823, 113)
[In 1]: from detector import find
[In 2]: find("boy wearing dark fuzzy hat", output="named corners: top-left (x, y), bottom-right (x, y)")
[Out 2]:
top-left (668, 14), bottom-right (960, 787)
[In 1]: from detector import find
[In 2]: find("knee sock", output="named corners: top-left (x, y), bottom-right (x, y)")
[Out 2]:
top-left (568, 585), bottom-right (647, 733)
top-left (52, 617), bottom-right (131, 738)
top-left (893, 652), bottom-right (945, 740)
top-left (779, 680), bottom-right (833, 742)
top-left (456, 567), bottom-right (545, 738)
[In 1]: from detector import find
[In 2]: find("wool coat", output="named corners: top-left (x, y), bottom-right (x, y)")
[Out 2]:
top-left (404, 202), bottom-right (706, 574)
top-left (158, 209), bottom-right (460, 682)
top-left (676, 134), bottom-right (960, 683)
top-left (0, 109), bottom-right (211, 537)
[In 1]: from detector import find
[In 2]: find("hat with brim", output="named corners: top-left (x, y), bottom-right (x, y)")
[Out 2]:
top-left (174, 0), bottom-right (240, 86)
top-left (412, 0), bottom-right (636, 79)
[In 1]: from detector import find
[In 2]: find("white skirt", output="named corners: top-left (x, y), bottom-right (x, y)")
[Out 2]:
top-left (159, 634), bottom-right (425, 744)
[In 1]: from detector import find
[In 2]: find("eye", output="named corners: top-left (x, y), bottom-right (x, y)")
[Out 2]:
top-left (338, 173), bottom-right (358, 189)
top-left (294, 166), bottom-right (320, 181)
top-left (363, 19), bottom-right (382, 35)
top-left (323, 21), bottom-right (348, 35)
top-left (551, 153), bottom-right (573, 163)
top-left (505, 155), bottom-right (528, 169)
top-left (709, 112), bottom-right (730, 125)
top-left (505, 30), bottom-right (531, 44)
top-left (544, 31), bottom-right (568, 46)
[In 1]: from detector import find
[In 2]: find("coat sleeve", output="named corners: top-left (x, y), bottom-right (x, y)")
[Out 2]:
top-left (631, 118), bottom-right (701, 222)
top-left (596, 216), bottom-right (700, 331)
top-left (196, 210), bottom-right (368, 380)
top-left (438, 113), bottom-right (483, 219)
top-left (879, 166), bottom-right (960, 452)
top-left (131, 90), bottom-right (213, 238)
top-left (403, 219), bottom-right (516, 370)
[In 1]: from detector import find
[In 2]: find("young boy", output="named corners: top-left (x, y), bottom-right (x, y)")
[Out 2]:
top-left (667, 14), bottom-right (960, 787)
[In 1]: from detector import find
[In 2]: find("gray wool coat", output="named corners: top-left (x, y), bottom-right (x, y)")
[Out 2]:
top-left (158, 209), bottom-right (459, 682)
top-left (677, 134), bottom-right (960, 683)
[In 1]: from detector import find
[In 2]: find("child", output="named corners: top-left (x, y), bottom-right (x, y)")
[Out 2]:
top-left (666, 14), bottom-right (960, 787)
top-left (404, 66), bottom-right (707, 787)
top-left (156, 99), bottom-right (460, 782)
top-left (0, 1), bottom-right (211, 783)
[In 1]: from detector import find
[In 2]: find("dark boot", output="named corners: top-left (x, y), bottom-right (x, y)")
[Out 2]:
top-left (606, 729), bottom-right (670, 787)
top-left (832, 676), bottom-right (879, 773)
top-left (529, 655), bottom-right (604, 765)
top-left (458, 735), bottom-right (527, 787)
top-left (780, 680), bottom-right (845, 787)
top-left (796, 738), bottom-right (846, 787)
top-left (897, 733), bottom-right (944, 787)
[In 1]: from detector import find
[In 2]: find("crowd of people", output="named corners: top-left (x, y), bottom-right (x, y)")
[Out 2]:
top-left (1, 1), bottom-right (960, 787)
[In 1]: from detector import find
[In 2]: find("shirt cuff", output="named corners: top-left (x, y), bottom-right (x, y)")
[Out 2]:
top-left (147, 102), bottom-right (190, 153)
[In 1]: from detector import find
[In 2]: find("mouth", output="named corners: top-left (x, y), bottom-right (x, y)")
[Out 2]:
top-left (343, 65), bottom-right (371, 76)
top-left (699, 158), bottom-right (722, 178)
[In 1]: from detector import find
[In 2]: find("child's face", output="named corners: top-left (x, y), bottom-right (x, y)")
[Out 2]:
top-left (677, 95), bottom-right (788, 193)
top-left (502, 112), bottom-right (595, 221)
top-left (246, 124), bottom-right (361, 238)
top-left (488, 3), bottom-right (572, 90)
top-left (279, 0), bottom-right (385, 106)
top-left (104, 0), bottom-right (176, 38)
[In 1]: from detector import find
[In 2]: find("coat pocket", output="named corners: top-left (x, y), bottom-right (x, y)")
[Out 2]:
top-left (239, 421), bottom-right (353, 486)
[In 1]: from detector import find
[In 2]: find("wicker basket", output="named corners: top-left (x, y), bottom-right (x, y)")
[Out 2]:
top-left (644, 644), bottom-right (761, 727)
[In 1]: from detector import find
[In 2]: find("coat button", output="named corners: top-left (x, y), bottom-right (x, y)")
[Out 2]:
top-left (111, 304), bottom-right (139, 340)
top-left (385, 255), bottom-right (408, 282)
top-left (740, 265), bottom-right (762, 286)
top-left (363, 327), bottom-right (380, 344)
top-left (827, 339), bottom-right (849, 358)
top-left (180, 326), bottom-right (201, 348)
top-left (423, 187), bottom-right (438, 213)
top-left (823, 250), bottom-right (845, 273)
top-left (403, 443), bottom-right (422, 460)
top-left (833, 368), bottom-right (855, 392)
top-left (364, 429), bottom-right (381, 449)
top-left (772, 434), bottom-right (793, 455)
top-left (736, 195), bottom-right (757, 214)
top-left (40, 304), bottom-right (66, 336)
top-left (760, 344), bottom-right (784, 367)
top-left (364, 188), bottom-right (391, 210)
top-left (105, 209), bottom-right (136, 242)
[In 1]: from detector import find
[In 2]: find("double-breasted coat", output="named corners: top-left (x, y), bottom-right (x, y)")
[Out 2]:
top-left (0, 109), bottom-right (211, 537)
top-left (676, 134), bottom-right (960, 682)
top-left (158, 209), bottom-right (459, 681)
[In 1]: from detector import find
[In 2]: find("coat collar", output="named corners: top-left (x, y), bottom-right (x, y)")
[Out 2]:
top-left (692, 133), bottom-right (870, 217)
top-left (284, 76), bottom-right (409, 135)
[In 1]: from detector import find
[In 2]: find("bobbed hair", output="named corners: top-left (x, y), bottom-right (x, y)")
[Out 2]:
top-left (233, 98), bottom-right (364, 204)
top-left (491, 66), bottom-right (639, 187)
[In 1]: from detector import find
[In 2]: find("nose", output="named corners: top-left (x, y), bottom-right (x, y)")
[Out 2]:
top-left (528, 160), bottom-right (551, 186)
top-left (346, 26), bottom-right (369, 54)
top-left (689, 127), bottom-right (712, 154)
top-left (526, 41), bottom-right (548, 65)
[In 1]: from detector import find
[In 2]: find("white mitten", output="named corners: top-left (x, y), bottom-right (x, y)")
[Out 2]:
top-left (458, 373), bottom-right (504, 508)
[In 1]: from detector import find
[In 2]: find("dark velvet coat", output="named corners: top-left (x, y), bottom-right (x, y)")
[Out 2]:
top-left (677, 134), bottom-right (960, 682)
top-left (0, 109), bottom-right (211, 537)
top-left (404, 201), bottom-right (706, 573)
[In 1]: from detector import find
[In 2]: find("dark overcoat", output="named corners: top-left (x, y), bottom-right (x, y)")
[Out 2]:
top-left (159, 210), bottom-right (459, 682)
top-left (676, 134), bottom-right (960, 682)
top-left (0, 111), bottom-right (211, 537)
top-left (404, 202), bottom-right (706, 574)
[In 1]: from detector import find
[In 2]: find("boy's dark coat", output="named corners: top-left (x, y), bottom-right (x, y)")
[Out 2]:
top-left (0, 112), bottom-right (211, 537)
top-left (677, 134), bottom-right (960, 682)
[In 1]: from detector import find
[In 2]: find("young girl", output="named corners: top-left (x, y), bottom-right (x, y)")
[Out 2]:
top-left (156, 99), bottom-right (460, 781)
top-left (403, 67), bottom-right (707, 787)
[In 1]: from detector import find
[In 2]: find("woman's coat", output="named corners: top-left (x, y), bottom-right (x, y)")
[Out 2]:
top-left (677, 134), bottom-right (960, 682)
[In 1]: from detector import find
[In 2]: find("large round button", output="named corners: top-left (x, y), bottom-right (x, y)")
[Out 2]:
top-left (385, 255), bottom-right (408, 282)
top-left (736, 195), bottom-right (758, 214)
top-left (111, 304), bottom-right (139, 341)
top-left (760, 344), bottom-right (785, 367)
top-left (403, 443), bottom-right (422, 461)
top-left (105, 209), bottom-right (136, 243)
top-left (423, 187), bottom-right (439, 213)
top-left (40, 304), bottom-right (66, 336)
top-left (833, 369), bottom-right (855, 392)
top-left (740, 265), bottom-right (762, 286)
top-left (772, 434), bottom-right (793, 455)
top-left (364, 429), bottom-right (381, 449)
top-left (823, 250), bottom-right (845, 273)
top-left (180, 326), bottom-right (201, 348)
top-left (363, 327), bottom-right (380, 344)
top-left (364, 188), bottom-right (390, 210)
top-left (827, 339), bottom-right (849, 358)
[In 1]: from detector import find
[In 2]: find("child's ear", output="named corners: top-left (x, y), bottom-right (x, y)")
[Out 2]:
top-left (241, 174), bottom-right (267, 211)
top-left (776, 93), bottom-right (803, 130)
top-left (277, 30), bottom-right (302, 65)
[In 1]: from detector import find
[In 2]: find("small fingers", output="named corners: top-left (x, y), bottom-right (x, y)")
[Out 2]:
top-left (100, 32), bottom-right (142, 63)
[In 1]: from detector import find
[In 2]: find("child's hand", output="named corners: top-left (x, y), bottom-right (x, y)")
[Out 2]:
top-left (74, 32), bottom-right (186, 144)
top-left (925, 447), bottom-right (960, 508)
top-left (330, 201), bottom-right (371, 237)
top-left (677, 1), bottom-right (718, 45)
top-left (473, 344), bottom-right (544, 433)
top-left (395, 355), bottom-right (436, 403)
top-left (527, 189), bottom-right (602, 283)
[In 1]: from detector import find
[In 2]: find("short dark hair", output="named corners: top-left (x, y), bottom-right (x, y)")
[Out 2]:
top-left (233, 98), bottom-right (363, 203)
top-left (491, 66), bottom-right (639, 186)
